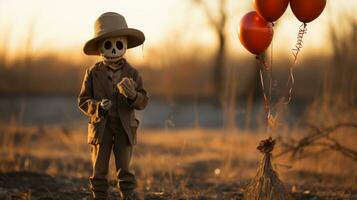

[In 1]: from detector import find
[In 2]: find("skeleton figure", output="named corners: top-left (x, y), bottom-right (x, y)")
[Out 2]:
top-left (100, 36), bottom-right (127, 63)
top-left (98, 36), bottom-right (137, 111)
top-left (78, 12), bottom-right (148, 200)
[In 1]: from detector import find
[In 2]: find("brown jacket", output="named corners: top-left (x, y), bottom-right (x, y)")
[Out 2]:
top-left (78, 60), bottom-right (148, 145)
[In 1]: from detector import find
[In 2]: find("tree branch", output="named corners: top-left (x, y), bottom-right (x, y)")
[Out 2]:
top-left (276, 123), bottom-right (357, 162)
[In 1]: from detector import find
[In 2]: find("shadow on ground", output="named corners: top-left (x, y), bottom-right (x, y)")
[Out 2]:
top-left (1, 170), bottom-right (353, 200)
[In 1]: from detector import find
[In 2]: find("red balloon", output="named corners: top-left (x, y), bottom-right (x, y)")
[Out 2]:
top-left (254, 0), bottom-right (289, 22)
top-left (290, 0), bottom-right (326, 23)
top-left (239, 11), bottom-right (274, 55)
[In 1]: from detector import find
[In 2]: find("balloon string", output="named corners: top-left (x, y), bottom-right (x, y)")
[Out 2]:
top-left (269, 29), bottom-right (274, 132)
top-left (270, 24), bottom-right (274, 103)
top-left (282, 64), bottom-right (295, 104)
top-left (281, 23), bottom-right (307, 104)
top-left (256, 55), bottom-right (269, 70)
top-left (292, 23), bottom-right (307, 64)
top-left (256, 55), bottom-right (271, 130)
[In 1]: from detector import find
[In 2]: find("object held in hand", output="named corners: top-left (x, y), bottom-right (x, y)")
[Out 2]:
top-left (100, 99), bottom-right (112, 110)
top-left (117, 77), bottom-right (137, 100)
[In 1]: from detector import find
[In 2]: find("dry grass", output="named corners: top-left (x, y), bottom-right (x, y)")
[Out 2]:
top-left (0, 124), bottom-right (357, 199)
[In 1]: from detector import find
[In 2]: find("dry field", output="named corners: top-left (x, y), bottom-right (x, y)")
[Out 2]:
top-left (0, 123), bottom-right (356, 200)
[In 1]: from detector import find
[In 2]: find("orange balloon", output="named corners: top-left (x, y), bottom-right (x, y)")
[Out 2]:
top-left (290, 0), bottom-right (326, 23)
top-left (254, 0), bottom-right (289, 22)
top-left (239, 11), bottom-right (274, 55)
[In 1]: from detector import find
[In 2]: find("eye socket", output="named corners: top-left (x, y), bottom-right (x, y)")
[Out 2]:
top-left (104, 41), bottom-right (112, 50)
top-left (116, 41), bottom-right (123, 50)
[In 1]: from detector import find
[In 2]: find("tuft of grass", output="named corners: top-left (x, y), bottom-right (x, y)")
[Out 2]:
top-left (245, 137), bottom-right (291, 200)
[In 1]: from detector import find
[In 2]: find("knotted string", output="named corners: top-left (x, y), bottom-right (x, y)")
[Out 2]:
top-left (257, 137), bottom-right (275, 154)
top-left (292, 23), bottom-right (307, 64)
top-left (256, 55), bottom-right (272, 131)
top-left (281, 23), bottom-right (307, 104)
top-left (253, 23), bottom-right (309, 131)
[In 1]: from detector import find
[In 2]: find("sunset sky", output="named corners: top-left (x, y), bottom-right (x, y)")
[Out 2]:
top-left (0, 0), bottom-right (356, 62)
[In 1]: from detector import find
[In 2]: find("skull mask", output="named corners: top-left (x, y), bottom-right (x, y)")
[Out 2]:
top-left (100, 36), bottom-right (127, 63)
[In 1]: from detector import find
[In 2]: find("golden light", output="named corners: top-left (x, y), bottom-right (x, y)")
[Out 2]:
top-left (0, 0), bottom-right (356, 63)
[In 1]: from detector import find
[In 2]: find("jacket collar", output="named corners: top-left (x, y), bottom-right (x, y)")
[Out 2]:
top-left (104, 58), bottom-right (126, 71)
top-left (94, 59), bottom-right (131, 98)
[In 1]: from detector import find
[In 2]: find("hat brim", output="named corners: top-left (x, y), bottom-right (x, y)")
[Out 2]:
top-left (83, 28), bottom-right (145, 55)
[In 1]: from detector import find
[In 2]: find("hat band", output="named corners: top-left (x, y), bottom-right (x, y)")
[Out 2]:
top-left (95, 27), bottom-right (128, 37)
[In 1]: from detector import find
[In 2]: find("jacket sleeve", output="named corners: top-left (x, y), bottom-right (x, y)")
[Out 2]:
top-left (77, 69), bottom-right (103, 121)
top-left (128, 70), bottom-right (149, 110)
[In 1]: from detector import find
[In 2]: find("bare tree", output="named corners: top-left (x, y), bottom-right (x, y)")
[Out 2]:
top-left (18, 19), bottom-right (36, 126)
top-left (277, 123), bottom-right (357, 162)
top-left (192, 0), bottom-right (239, 130)
top-left (327, 13), bottom-right (357, 102)
top-left (0, 23), bottom-right (11, 69)
top-left (192, 0), bottom-right (228, 100)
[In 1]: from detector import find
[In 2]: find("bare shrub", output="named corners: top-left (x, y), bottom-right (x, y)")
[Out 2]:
top-left (245, 137), bottom-right (291, 200)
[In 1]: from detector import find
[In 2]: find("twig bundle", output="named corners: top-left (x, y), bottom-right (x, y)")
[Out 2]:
top-left (277, 123), bottom-right (357, 162)
top-left (245, 137), bottom-right (291, 200)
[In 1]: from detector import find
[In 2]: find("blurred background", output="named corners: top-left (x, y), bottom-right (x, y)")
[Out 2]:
top-left (0, 0), bottom-right (356, 130)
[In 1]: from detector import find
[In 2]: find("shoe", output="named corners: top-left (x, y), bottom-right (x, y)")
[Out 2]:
top-left (90, 195), bottom-right (108, 200)
top-left (90, 191), bottom-right (108, 200)
top-left (119, 190), bottom-right (140, 200)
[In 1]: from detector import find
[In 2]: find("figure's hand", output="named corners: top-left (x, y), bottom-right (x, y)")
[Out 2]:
top-left (117, 77), bottom-right (137, 100)
top-left (100, 99), bottom-right (112, 110)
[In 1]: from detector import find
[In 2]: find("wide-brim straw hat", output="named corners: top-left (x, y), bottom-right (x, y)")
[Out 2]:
top-left (84, 12), bottom-right (145, 55)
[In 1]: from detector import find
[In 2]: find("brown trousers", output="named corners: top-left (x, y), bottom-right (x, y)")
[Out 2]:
top-left (89, 117), bottom-right (136, 199)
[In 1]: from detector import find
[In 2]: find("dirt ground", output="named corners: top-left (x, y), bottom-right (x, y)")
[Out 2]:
top-left (0, 126), bottom-right (357, 200)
